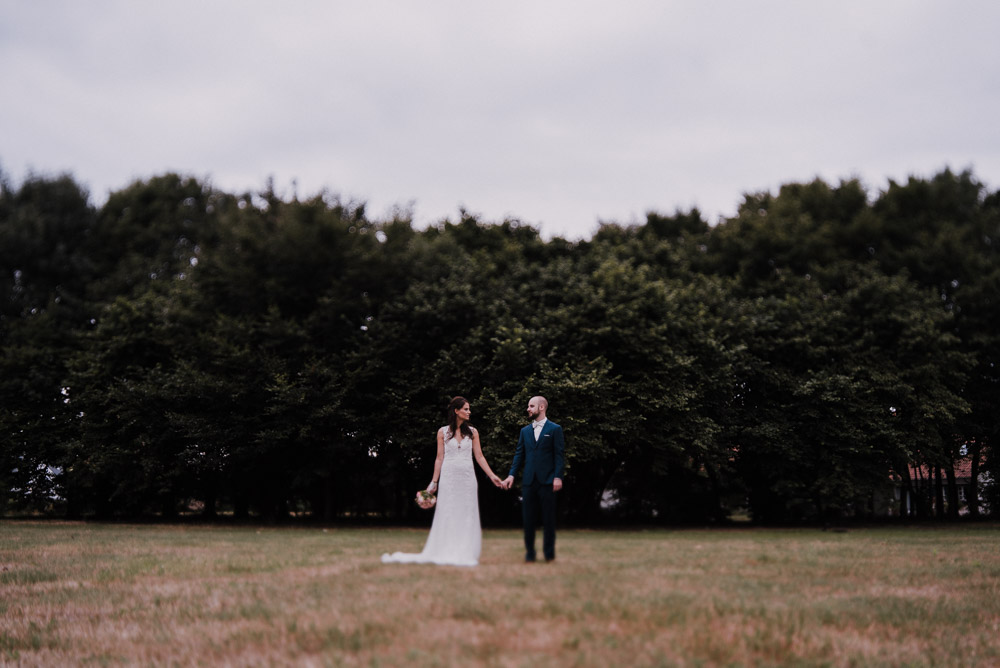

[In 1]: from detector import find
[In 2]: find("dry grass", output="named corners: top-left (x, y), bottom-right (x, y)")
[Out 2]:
top-left (1, 521), bottom-right (999, 666)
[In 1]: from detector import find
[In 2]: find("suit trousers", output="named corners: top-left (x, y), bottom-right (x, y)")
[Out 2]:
top-left (522, 479), bottom-right (556, 561)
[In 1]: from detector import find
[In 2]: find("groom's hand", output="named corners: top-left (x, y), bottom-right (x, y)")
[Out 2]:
top-left (501, 476), bottom-right (513, 490)
top-left (553, 478), bottom-right (563, 492)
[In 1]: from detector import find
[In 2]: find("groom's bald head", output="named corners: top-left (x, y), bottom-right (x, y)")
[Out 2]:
top-left (528, 396), bottom-right (548, 421)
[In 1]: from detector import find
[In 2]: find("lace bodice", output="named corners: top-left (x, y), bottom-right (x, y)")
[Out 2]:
top-left (442, 428), bottom-right (473, 461)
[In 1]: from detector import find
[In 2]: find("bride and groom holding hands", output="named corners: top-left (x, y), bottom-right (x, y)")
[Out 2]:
top-left (382, 395), bottom-right (565, 566)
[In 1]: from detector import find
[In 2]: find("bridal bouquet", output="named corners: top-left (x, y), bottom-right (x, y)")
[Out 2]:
top-left (416, 489), bottom-right (436, 509)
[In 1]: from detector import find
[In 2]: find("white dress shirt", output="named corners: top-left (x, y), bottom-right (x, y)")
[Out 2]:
top-left (532, 418), bottom-right (547, 440)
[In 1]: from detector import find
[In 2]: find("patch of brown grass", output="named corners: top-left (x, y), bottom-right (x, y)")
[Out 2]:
top-left (1, 522), bottom-right (999, 666)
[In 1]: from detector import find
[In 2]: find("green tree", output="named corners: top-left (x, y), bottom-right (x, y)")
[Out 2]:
top-left (0, 172), bottom-right (97, 514)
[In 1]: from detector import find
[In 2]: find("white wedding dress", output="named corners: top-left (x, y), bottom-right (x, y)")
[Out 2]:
top-left (382, 427), bottom-right (482, 566)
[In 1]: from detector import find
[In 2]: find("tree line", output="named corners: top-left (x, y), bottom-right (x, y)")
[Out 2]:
top-left (1, 167), bottom-right (997, 524)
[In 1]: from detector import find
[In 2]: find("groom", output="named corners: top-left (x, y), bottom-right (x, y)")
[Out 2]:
top-left (501, 396), bottom-right (565, 562)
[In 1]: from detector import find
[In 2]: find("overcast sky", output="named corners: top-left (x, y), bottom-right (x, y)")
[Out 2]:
top-left (2, 1), bottom-right (998, 239)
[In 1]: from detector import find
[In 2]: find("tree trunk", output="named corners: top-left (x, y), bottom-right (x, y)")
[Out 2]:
top-left (234, 494), bottom-right (250, 520)
top-left (968, 439), bottom-right (981, 518)
top-left (934, 465), bottom-right (945, 519)
top-left (201, 489), bottom-right (218, 519)
top-left (160, 497), bottom-right (179, 519)
top-left (323, 479), bottom-right (337, 521)
top-left (944, 450), bottom-right (960, 519)
top-left (699, 458), bottom-right (728, 522)
top-left (913, 463), bottom-right (930, 518)
top-left (898, 465), bottom-right (912, 518)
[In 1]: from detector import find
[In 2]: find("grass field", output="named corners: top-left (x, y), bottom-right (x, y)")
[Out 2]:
top-left (1, 521), bottom-right (999, 666)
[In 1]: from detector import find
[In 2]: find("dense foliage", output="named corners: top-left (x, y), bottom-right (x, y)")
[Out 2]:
top-left (2, 168), bottom-right (997, 523)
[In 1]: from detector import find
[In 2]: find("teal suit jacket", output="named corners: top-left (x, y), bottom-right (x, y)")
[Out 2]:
top-left (509, 420), bottom-right (565, 485)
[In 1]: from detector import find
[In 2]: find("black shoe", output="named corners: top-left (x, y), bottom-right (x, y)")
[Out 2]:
top-left (525, 554), bottom-right (536, 563)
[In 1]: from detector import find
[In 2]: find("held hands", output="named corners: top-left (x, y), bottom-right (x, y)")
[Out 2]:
top-left (496, 476), bottom-right (561, 491)
top-left (489, 474), bottom-right (503, 488)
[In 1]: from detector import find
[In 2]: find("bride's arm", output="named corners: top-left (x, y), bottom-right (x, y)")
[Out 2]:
top-left (471, 428), bottom-right (502, 486)
top-left (428, 428), bottom-right (445, 492)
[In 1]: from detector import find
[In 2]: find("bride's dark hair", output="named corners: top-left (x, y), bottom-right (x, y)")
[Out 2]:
top-left (447, 396), bottom-right (474, 440)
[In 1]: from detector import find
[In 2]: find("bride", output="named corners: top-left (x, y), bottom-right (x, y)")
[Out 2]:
top-left (382, 396), bottom-right (502, 566)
